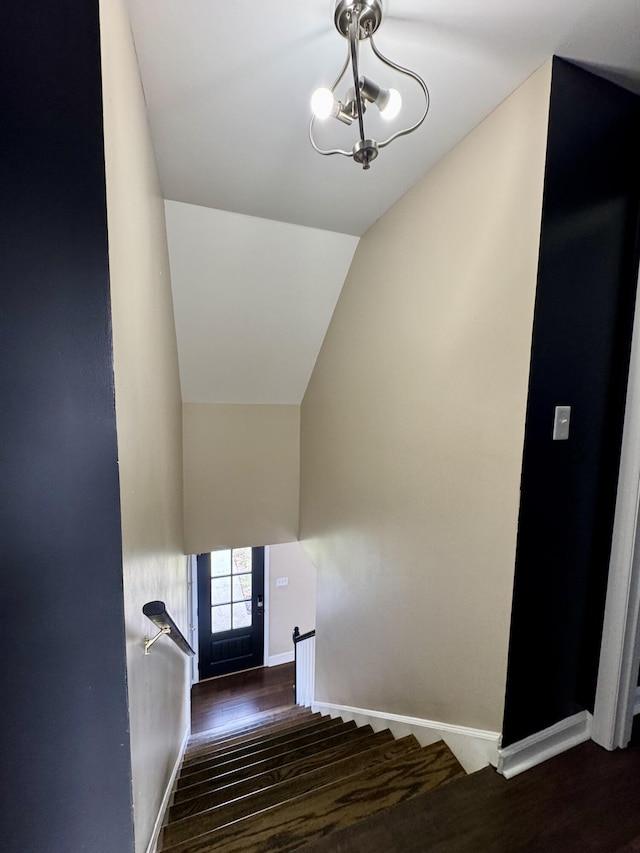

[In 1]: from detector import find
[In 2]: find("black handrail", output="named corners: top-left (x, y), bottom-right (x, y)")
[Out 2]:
top-left (292, 626), bottom-right (316, 704)
top-left (293, 626), bottom-right (316, 645)
top-left (142, 601), bottom-right (195, 657)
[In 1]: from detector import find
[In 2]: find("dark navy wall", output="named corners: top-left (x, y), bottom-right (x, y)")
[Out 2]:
top-left (0, 2), bottom-right (135, 851)
top-left (502, 59), bottom-right (640, 747)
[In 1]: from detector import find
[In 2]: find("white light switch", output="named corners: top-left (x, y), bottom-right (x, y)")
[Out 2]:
top-left (276, 576), bottom-right (289, 587)
top-left (553, 405), bottom-right (571, 441)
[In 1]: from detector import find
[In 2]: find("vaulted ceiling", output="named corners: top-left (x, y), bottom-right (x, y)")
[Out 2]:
top-left (126, 0), bottom-right (640, 404)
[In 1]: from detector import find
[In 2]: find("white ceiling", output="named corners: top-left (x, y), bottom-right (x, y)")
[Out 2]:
top-left (127, 0), bottom-right (640, 403)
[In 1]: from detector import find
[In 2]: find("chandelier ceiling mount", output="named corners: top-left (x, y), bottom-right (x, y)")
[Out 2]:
top-left (334, 0), bottom-right (383, 39)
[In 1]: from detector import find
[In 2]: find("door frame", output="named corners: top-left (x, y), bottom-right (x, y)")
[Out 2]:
top-left (187, 554), bottom-right (199, 685)
top-left (264, 544), bottom-right (270, 667)
top-left (593, 261), bottom-right (640, 750)
top-left (191, 546), bottom-right (270, 681)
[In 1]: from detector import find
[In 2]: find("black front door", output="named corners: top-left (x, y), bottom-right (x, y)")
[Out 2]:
top-left (197, 547), bottom-right (265, 679)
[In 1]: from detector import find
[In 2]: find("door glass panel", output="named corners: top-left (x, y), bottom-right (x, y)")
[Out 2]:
top-left (212, 576), bottom-right (231, 605)
top-left (212, 604), bottom-right (231, 633)
top-left (208, 547), bottom-right (255, 634)
top-left (233, 601), bottom-right (252, 628)
top-left (232, 548), bottom-right (251, 575)
top-left (212, 550), bottom-right (231, 577)
top-left (232, 574), bottom-right (252, 602)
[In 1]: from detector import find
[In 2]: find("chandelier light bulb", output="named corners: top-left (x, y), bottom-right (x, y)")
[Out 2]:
top-left (380, 88), bottom-right (401, 120)
top-left (311, 87), bottom-right (336, 120)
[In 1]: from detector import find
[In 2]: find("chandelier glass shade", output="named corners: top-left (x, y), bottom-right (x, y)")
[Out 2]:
top-left (310, 0), bottom-right (429, 170)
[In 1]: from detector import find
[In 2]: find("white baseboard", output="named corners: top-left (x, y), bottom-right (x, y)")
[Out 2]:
top-left (268, 651), bottom-right (294, 667)
top-left (311, 700), bottom-right (500, 774)
top-left (145, 725), bottom-right (190, 853)
top-left (496, 710), bottom-right (592, 779)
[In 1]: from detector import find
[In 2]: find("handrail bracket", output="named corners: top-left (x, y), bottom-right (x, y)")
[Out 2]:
top-left (144, 626), bottom-right (171, 656)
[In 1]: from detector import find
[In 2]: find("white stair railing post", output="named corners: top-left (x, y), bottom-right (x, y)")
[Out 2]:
top-left (293, 627), bottom-right (316, 707)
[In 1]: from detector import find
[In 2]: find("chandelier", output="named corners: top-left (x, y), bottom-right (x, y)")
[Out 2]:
top-left (310, 0), bottom-right (429, 170)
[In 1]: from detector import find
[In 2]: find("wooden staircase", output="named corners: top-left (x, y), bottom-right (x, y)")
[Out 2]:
top-left (158, 706), bottom-right (466, 853)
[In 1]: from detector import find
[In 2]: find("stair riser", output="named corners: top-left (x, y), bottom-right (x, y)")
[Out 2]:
top-left (185, 710), bottom-right (319, 760)
top-left (177, 721), bottom-right (354, 789)
top-left (172, 726), bottom-right (375, 805)
top-left (180, 718), bottom-right (342, 777)
top-left (187, 709), bottom-right (310, 749)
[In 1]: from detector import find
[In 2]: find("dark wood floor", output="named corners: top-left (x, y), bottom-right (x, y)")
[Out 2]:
top-left (191, 663), bottom-right (295, 734)
top-left (191, 671), bottom-right (640, 851)
top-left (299, 734), bottom-right (640, 853)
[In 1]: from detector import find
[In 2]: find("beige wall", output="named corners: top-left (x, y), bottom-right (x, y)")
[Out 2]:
top-left (300, 63), bottom-right (552, 733)
top-left (268, 542), bottom-right (317, 659)
top-left (100, 3), bottom-right (189, 851)
top-left (183, 404), bottom-right (300, 553)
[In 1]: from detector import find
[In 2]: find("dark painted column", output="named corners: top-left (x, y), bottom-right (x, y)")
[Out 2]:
top-left (0, 2), bottom-right (135, 850)
top-left (502, 59), bottom-right (640, 746)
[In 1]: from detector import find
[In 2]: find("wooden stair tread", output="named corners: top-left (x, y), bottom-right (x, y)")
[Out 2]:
top-left (180, 717), bottom-right (342, 777)
top-left (173, 725), bottom-right (375, 804)
top-left (187, 705), bottom-right (307, 746)
top-left (186, 707), bottom-right (311, 754)
top-left (183, 714), bottom-right (325, 766)
top-left (161, 740), bottom-right (465, 853)
top-left (161, 734), bottom-right (420, 848)
top-left (177, 720), bottom-right (355, 789)
top-left (168, 729), bottom-right (395, 823)
top-left (187, 711), bottom-right (318, 756)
